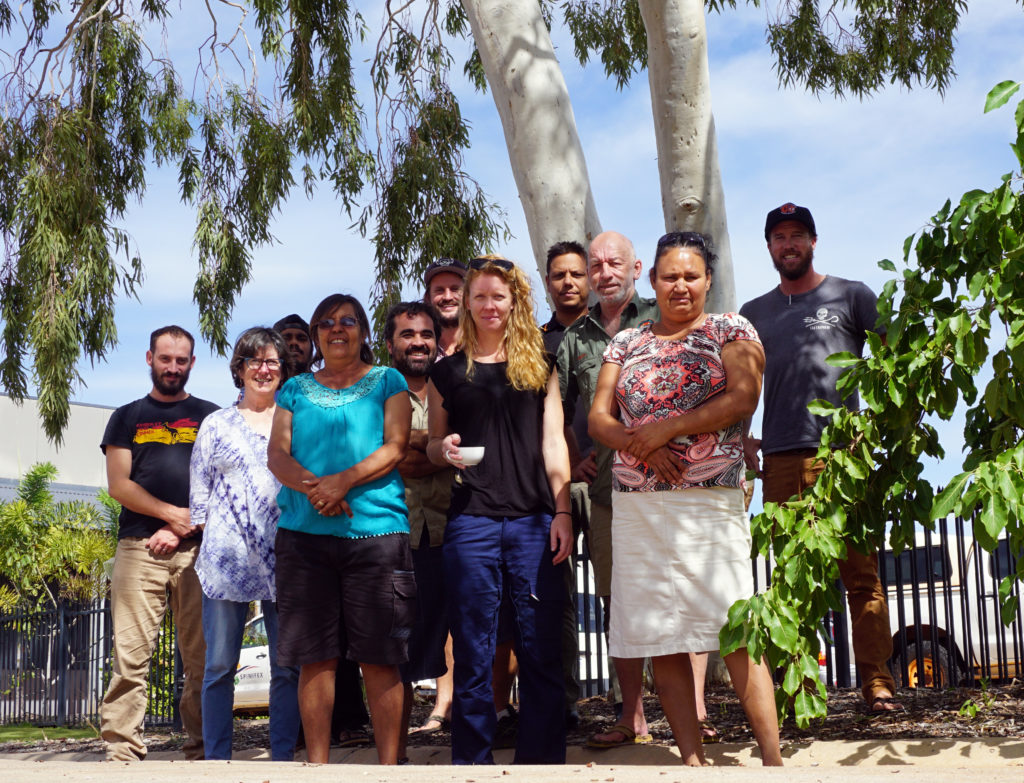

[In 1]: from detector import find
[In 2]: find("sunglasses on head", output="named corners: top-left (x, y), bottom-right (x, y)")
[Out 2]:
top-left (468, 257), bottom-right (514, 271)
top-left (315, 316), bottom-right (359, 330)
top-left (657, 231), bottom-right (707, 249)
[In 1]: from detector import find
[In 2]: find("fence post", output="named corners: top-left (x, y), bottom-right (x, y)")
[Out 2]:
top-left (56, 601), bottom-right (68, 726)
top-left (172, 642), bottom-right (184, 731)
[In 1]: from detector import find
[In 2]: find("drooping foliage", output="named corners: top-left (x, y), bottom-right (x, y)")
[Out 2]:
top-left (551, 0), bottom-right (967, 97)
top-left (0, 0), bottom-right (986, 440)
top-left (722, 82), bottom-right (1024, 726)
top-left (0, 0), bottom-right (500, 439)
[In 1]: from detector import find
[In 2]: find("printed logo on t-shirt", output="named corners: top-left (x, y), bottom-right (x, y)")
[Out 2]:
top-left (803, 307), bottom-right (840, 331)
top-left (133, 418), bottom-right (201, 445)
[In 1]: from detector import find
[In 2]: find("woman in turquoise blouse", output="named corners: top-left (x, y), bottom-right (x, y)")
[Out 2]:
top-left (268, 293), bottom-right (413, 766)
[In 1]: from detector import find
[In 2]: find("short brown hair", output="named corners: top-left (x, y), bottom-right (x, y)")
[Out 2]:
top-left (149, 325), bottom-right (195, 354)
top-left (229, 327), bottom-right (294, 389)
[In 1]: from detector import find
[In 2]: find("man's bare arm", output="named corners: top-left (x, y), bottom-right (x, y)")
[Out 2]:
top-left (398, 429), bottom-right (446, 479)
top-left (105, 446), bottom-right (193, 542)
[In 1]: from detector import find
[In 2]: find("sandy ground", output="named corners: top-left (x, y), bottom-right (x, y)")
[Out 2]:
top-left (2, 739), bottom-right (1023, 782)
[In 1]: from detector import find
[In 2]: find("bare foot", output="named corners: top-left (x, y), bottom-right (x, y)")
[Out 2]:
top-left (870, 691), bottom-right (904, 712)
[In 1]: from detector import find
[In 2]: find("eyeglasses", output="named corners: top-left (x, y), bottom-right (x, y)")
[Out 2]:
top-left (315, 316), bottom-right (359, 330)
top-left (245, 357), bottom-right (282, 370)
top-left (468, 257), bottom-right (514, 271)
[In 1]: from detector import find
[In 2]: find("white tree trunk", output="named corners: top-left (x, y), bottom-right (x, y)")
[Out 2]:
top-left (639, 0), bottom-right (735, 313)
top-left (461, 0), bottom-right (602, 281)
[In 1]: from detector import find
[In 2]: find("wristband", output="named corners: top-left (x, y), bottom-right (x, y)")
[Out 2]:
top-left (553, 511), bottom-right (571, 518)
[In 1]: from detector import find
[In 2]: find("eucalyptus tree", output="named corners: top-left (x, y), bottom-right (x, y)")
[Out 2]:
top-left (0, 0), bottom-right (978, 440)
top-left (0, 0), bottom-right (505, 441)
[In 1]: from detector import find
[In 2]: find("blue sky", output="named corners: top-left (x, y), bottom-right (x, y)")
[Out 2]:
top-left (37, 3), bottom-right (1024, 493)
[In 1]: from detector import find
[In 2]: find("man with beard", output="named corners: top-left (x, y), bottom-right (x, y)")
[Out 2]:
top-left (273, 314), bottom-right (313, 372)
top-left (740, 203), bottom-right (900, 712)
top-left (423, 259), bottom-right (466, 357)
top-left (100, 326), bottom-right (219, 760)
top-left (385, 302), bottom-right (456, 755)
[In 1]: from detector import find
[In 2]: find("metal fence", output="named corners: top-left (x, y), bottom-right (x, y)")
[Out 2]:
top-left (752, 515), bottom-right (1022, 690)
top-left (0, 600), bottom-right (180, 727)
top-left (0, 515), bottom-right (1020, 727)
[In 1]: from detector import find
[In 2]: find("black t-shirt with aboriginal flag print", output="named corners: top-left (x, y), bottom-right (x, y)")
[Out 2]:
top-left (101, 394), bottom-right (219, 539)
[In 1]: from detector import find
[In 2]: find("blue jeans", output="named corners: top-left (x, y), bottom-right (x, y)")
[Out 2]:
top-left (201, 597), bottom-right (300, 760)
top-left (444, 513), bottom-right (566, 765)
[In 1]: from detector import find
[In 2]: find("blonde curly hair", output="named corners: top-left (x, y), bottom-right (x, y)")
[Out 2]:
top-left (458, 256), bottom-right (549, 392)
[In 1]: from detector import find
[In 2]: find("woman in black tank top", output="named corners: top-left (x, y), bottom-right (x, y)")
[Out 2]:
top-left (426, 256), bottom-right (573, 765)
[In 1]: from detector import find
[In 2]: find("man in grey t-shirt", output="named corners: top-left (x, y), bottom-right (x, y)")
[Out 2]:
top-left (740, 203), bottom-right (899, 712)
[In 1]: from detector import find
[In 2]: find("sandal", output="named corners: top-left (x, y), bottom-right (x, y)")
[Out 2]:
top-left (700, 720), bottom-right (719, 744)
top-left (409, 714), bottom-right (449, 735)
top-left (333, 727), bottom-right (371, 747)
top-left (586, 723), bottom-right (653, 749)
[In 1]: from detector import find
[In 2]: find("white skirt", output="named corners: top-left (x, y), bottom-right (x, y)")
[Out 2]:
top-left (608, 487), bottom-right (753, 658)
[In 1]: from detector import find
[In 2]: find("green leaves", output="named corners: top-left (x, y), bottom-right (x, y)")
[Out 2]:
top-left (561, 0), bottom-right (648, 89)
top-left (733, 81), bottom-right (1024, 727)
top-left (932, 471), bottom-right (972, 520)
top-left (985, 81), bottom-right (1021, 113)
top-left (0, 463), bottom-right (117, 611)
top-left (766, 0), bottom-right (967, 98)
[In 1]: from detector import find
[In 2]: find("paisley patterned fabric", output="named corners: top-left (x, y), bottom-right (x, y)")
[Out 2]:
top-left (190, 405), bottom-right (280, 601)
top-left (602, 313), bottom-right (761, 492)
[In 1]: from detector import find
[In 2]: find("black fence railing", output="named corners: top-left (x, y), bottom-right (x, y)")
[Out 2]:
top-left (752, 515), bottom-right (1023, 690)
top-left (1, 515), bottom-right (1020, 727)
top-left (0, 600), bottom-right (180, 727)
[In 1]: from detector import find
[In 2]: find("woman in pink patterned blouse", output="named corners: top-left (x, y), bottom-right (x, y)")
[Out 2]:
top-left (589, 232), bottom-right (782, 766)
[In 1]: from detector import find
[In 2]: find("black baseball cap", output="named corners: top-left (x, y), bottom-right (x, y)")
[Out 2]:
top-left (273, 314), bottom-right (310, 334)
top-left (764, 203), bottom-right (816, 240)
top-left (423, 258), bottom-right (467, 288)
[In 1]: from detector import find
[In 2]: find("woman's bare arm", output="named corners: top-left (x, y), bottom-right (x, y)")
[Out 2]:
top-left (307, 391), bottom-right (413, 516)
top-left (541, 370), bottom-right (573, 565)
top-left (623, 340), bottom-right (765, 459)
top-left (267, 407), bottom-right (318, 492)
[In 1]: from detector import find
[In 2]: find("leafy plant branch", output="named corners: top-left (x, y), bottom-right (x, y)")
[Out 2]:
top-left (722, 79), bottom-right (1024, 727)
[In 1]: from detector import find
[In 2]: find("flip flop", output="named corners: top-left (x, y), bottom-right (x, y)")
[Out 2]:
top-left (410, 714), bottom-right (449, 735)
top-left (586, 723), bottom-right (653, 749)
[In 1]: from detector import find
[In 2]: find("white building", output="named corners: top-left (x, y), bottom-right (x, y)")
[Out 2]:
top-left (0, 394), bottom-right (112, 504)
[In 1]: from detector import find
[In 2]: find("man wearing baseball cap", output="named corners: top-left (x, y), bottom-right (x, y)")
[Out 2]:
top-left (423, 259), bottom-right (467, 357)
top-left (739, 203), bottom-right (900, 712)
top-left (273, 314), bottom-right (314, 373)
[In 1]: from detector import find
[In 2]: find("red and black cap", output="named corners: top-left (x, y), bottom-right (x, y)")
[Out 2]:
top-left (764, 203), bottom-right (816, 240)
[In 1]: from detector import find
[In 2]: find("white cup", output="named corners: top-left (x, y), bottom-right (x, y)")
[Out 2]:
top-left (459, 446), bottom-right (485, 466)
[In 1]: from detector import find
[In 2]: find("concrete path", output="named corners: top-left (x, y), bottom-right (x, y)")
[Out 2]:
top-left (2, 739), bottom-right (1023, 782)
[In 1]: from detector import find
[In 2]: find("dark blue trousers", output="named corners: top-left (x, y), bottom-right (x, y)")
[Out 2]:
top-left (444, 512), bottom-right (566, 765)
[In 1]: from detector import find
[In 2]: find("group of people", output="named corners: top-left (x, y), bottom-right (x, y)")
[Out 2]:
top-left (97, 202), bottom-right (899, 768)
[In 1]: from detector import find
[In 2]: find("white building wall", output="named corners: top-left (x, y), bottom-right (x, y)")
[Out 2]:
top-left (0, 394), bottom-right (112, 489)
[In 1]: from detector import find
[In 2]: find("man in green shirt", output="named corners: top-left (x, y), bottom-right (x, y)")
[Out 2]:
top-left (556, 231), bottom-right (658, 748)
